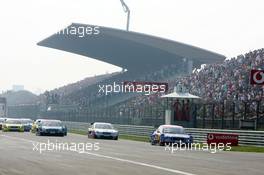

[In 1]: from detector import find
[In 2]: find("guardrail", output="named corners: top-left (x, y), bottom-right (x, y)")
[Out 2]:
top-left (185, 128), bottom-right (264, 146)
top-left (63, 121), bottom-right (155, 136)
top-left (64, 121), bottom-right (264, 146)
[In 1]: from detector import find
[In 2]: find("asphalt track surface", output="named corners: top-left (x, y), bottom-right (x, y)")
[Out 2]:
top-left (0, 132), bottom-right (263, 175)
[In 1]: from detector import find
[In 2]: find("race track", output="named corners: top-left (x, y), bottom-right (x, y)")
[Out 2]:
top-left (0, 132), bottom-right (263, 175)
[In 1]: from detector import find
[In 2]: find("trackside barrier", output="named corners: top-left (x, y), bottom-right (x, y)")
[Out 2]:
top-left (63, 121), bottom-right (155, 137)
top-left (63, 121), bottom-right (264, 146)
top-left (185, 128), bottom-right (264, 146)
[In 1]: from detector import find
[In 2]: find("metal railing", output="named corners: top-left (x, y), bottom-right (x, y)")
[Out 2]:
top-left (185, 128), bottom-right (264, 146)
top-left (7, 100), bottom-right (264, 130)
top-left (64, 121), bottom-right (264, 146)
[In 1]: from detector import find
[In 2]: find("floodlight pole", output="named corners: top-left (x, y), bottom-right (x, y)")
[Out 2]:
top-left (120, 0), bottom-right (130, 31)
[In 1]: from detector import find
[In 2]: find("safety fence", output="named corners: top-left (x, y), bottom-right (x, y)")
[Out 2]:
top-left (8, 100), bottom-right (264, 130)
top-left (185, 128), bottom-right (264, 146)
top-left (64, 121), bottom-right (264, 146)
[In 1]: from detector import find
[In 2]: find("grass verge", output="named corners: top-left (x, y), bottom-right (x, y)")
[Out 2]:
top-left (70, 129), bottom-right (87, 135)
top-left (229, 145), bottom-right (264, 153)
top-left (119, 135), bottom-right (149, 142)
top-left (197, 143), bottom-right (264, 153)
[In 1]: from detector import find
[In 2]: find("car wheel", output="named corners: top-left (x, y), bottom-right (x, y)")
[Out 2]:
top-left (114, 136), bottom-right (118, 140)
top-left (36, 131), bottom-right (42, 136)
top-left (159, 140), bottom-right (165, 146)
top-left (151, 139), bottom-right (156, 145)
top-left (186, 143), bottom-right (192, 148)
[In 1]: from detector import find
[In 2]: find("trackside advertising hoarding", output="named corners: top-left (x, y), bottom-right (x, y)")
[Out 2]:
top-left (207, 133), bottom-right (239, 146)
top-left (250, 69), bottom-right (264, 85)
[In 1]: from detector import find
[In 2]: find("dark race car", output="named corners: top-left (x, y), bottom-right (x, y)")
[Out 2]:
top-left (150, 125), bottom-right (193, 146)
top-left (20, 118), bottom-right (33, 132)
top-left (36, 120), bottom-right (67, 136)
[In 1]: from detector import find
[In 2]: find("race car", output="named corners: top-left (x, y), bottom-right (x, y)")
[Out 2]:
top-left (20, 118), bottom-right (33, 132)
top-left (2, 118), bottom-right (24, 132)
top-left (31, 119), bottom-right (46, 133)
top-left (150, 125), bottom-right (193, 146)
top-left (88, 122), bottom-right (119, 140)
top-left (36, 120), bottom-right (67, 136)
top-left (0, 118), bottom-right (6, 130)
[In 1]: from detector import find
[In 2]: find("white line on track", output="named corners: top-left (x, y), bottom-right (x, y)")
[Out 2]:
top-left (80, 151), bottom-right (197, 175)
top-left (0, 134), bottom-right (197, 175)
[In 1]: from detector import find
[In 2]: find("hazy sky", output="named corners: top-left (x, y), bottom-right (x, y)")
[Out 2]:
top-left (0, 0), bottom-right (264, 94)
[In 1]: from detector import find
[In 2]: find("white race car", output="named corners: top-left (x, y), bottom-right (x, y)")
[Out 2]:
top-left (88, 122), bottom-right (119, 140)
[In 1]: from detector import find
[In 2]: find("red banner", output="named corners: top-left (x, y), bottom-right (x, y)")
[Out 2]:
top-left (207, 133), bottom-right (238, 146)
top-left (250, 70), bottom-right (264, 85)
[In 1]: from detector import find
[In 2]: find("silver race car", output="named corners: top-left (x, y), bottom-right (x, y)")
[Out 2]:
top-left (88, 122), bottom-right (119, 140)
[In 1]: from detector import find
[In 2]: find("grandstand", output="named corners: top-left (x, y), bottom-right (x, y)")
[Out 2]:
top-left (35, 23), bottom-right (228, 125)
top-left (9, 23), bottom-right (260, 129)
top-left (0, 97), bottom-right (7, 118)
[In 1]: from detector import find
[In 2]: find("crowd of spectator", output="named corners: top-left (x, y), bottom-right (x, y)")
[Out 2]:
top-left (51, 73), bottom-right (118, 97)
top-left (118, 49), bottom-right (264, 116)
top-left (44, 48), bottom-right (264, 121)
top-left (181, 48), bottom-right (264, 103)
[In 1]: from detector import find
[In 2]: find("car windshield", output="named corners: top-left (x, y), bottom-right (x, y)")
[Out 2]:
top-left (41, 121), bottom-right (62, 127)
top-left (94, 123), bottom-right (113, 129)
top-left (5, 120), bottom-right (22, 124)
top-left (0, 118), bottom-right (5, 122)
top-left (163, 127), bottom-right (185, 134)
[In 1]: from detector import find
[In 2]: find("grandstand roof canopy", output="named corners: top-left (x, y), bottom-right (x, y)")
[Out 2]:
top-left (38, 23), bottom-right (226, 70)
top-left (161, 92), bottom-right (200, 99)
